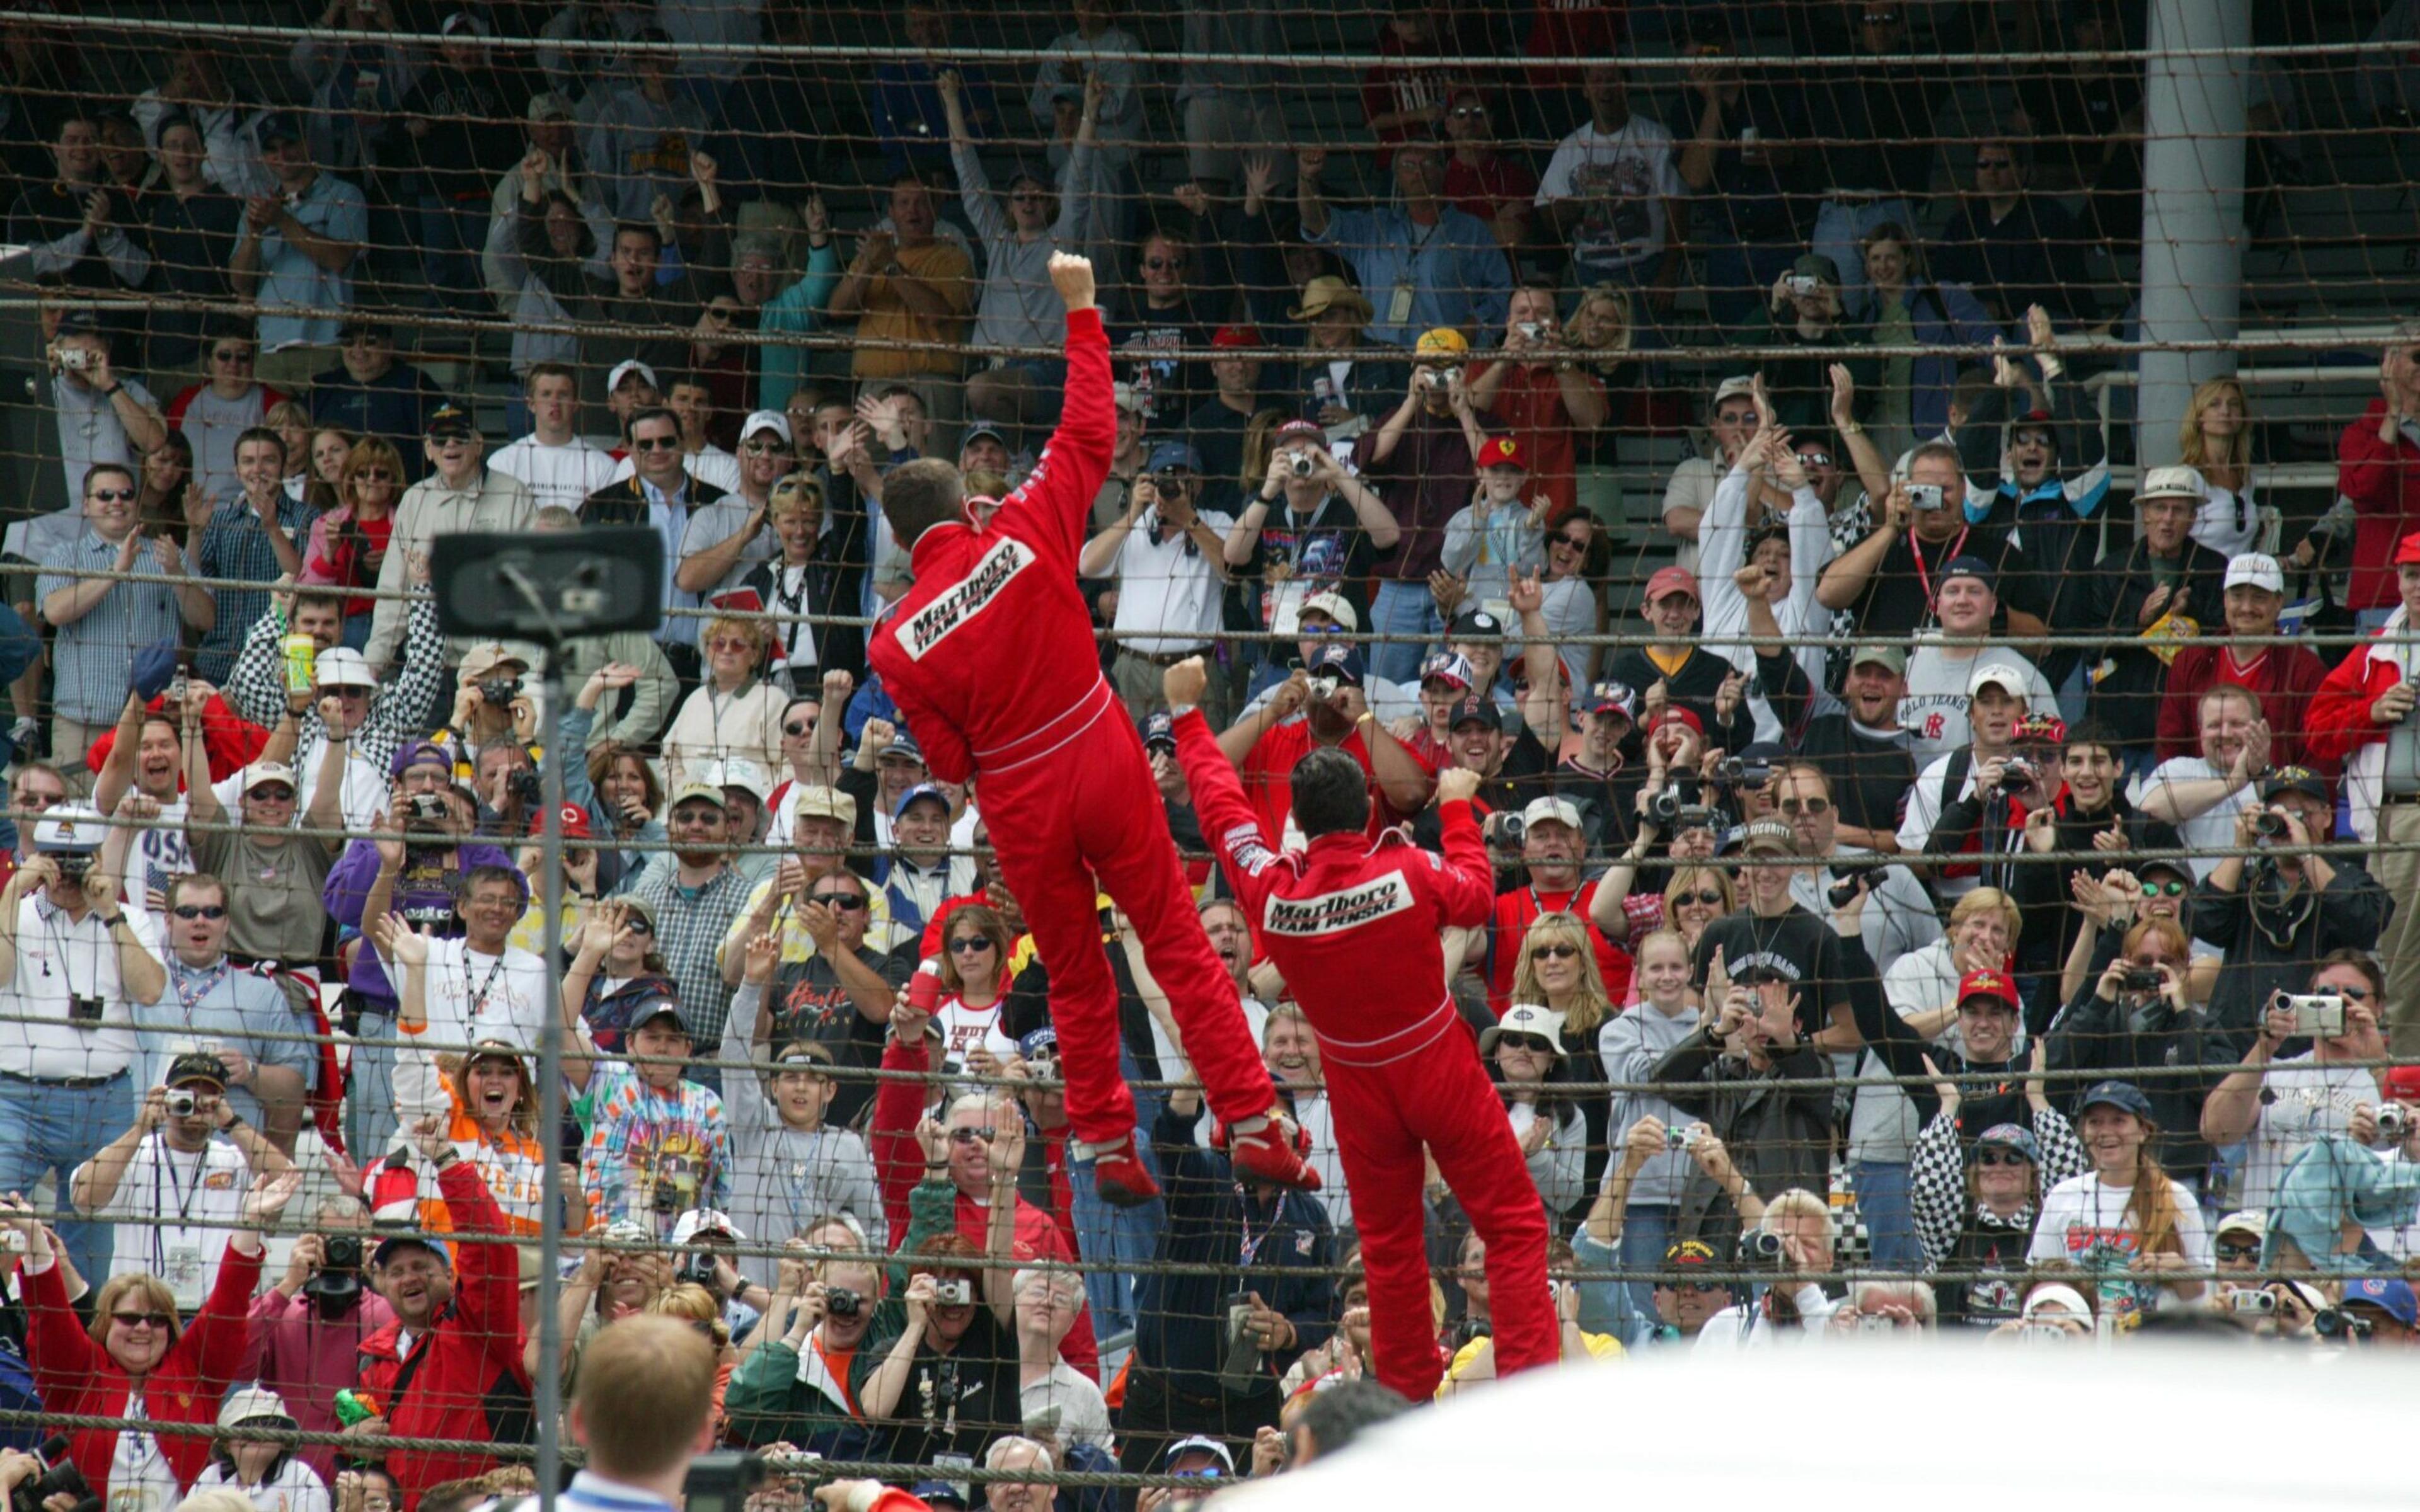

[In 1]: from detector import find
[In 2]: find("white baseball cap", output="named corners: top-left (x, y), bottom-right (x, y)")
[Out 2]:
top-left (1966, 662), bottom-right (2031, 700)
top-left (1519, 796), bottom-right (1583, 832)
top-left (607, 358), bottom-right (659, 395)
top-left (1477, 1002), bottom-right (1568, 1059)
top-left (2223, 551), bottom-right (2285, 593)
top-left (2135, 465), bottom-right (2204, 502)
top-left (1299, 590), bottom-right (1359, 633)
top-left (706, 757), bottom-right (770, 803)
top-left (739, 410), bottom-right (792, 445)
top-left (313, 646), bottom-right (375, 688)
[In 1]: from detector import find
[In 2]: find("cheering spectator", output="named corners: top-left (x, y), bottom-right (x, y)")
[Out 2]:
top-left (2138, 684), bottom-right (2270, 881)
top-left (142, 112), bottom-right (248, 371)
top-left (1659, 375), bottom-right (1760, 578)
top-left (2201, 951), bottom-right (2395, 1211)
top-left (304, 321), bottom-right (449, 469)
top-left (1081, 456), bottom-right (1233, 721)
top-left (241, 1198), bottom-right (391, 1482)
top-left (40, 466), bottom-right (208, 765)
top-left (1298, 142), bottom-right (1510, 349)
top-left (1677, 38), bottom-right (1810, 333)
top-left (1649, 961), bottom-right (1831, 1250)
top-left (1857, 225), bottom-right (1998, 454)
top-left (43, 315), bottom-right (168, 512)
top-left (228, 115), bottom-right (367, 362)
top-left (490, 363), bottom-right (621, 514)
top-left (1693, 1191), bottom-right (1838, 1348)
top-left (725, 1214), bottom-right (886, 1452)
top-left (1223, 420), bottom-right (1400, 640)
top-left (828, 175), bottom-right (976, 411)
top-left (191, 427), bottom-right (317, 683)
top-left (2192, 767), bottom-right (2390, 1034)
top-left (6, 116), bottom-right (153, 353)
top-left (1363, 337), bottom-right (1489, 683)
top-left (580, 28), bottom-right (708, 222)
top-left (164, 328), bottom-right (289, 506)
top-left (2026, 1080), bottom-right (2210, 1316)
top-left (1282, 277), bottom-right (1410, 436)
top-left (1463, 286), bottom-right (1608, 525)
top-left (2073, 467), bottom-right (2232, 757)
top-left (1819, 447), bottom-right (2047, 644)
top-left (583, 997), bottom-right (731, 1233)
top-left (1478, 1004), bottom-right (1585, 1217)
top-left (2041, 916), bottom-right (2220, 1182)
top-left (1535, 65), bottom-right (1684, 312)
top-left (1440, 88), bottom-right (1537, 248)
top-left (1898, 559), bottom-right (2058, 769)
top-left (2334, 333), bottom-right (2420, 626)
top-left (623, 784), bottom-right (756, 1075)
top-left (1908, 1095), bottom-right (2086, 1329)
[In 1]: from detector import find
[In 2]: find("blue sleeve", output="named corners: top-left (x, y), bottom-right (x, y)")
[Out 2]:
top-left (558, 705), bottom-right (598, 815)
top-left (0, 603), bottom-right (40, 685)
top-left (324, 182), bottom-right (369, 245)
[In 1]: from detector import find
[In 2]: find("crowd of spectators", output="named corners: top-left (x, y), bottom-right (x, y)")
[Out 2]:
top-left (1, 0), bottom-right (2419, 1508)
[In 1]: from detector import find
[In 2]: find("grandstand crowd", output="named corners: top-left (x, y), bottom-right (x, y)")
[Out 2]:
top-left (2, 0), bottom-right (2420, 1507)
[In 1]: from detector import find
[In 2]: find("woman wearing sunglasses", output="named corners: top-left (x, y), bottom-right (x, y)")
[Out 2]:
top-left (298, 435), bottom-right (405, 641)
top-left (4, 1171), bottom-right (300, 1512)
top-left (2057, 860), bottom-right (2214, 1005)
top-left (1908, 1063), bottom-right (2085, 1327)
top-left (662, 614), bottom-right (786, 791)
top-left (926, 906), bottom-right (1018, 1089)
top-left (560, 896), bottom-right (676, 1056)
top-left (1478, 1004), bottom-right (1585, 1218)
top-left (1507, 911), bottom-right (1615, 1190)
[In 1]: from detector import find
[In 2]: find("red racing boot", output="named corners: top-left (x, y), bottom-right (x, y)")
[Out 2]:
top-left (1224, 1110), bottom-right (1323, 1192)
top-left (1088, 1130), bottom-right (1163, 1206)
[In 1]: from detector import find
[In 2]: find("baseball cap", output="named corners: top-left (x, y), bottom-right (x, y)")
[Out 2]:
top-left (1016, 1025), bottom-right (1059, 1062)
top-left (2077, 1080), bottom-right (2154, 1122)
top-left (1850, 644), bottom-right (1907, 677)
top-left (1664, 1239), bottom-right (1719, 1271)
top-left (2258, 764), bottom-right (2329, 805)
top-left (1212, 324), bottom-right (1264, 349)
top-left (1419, 652), bottom-right (1475, 691)
top-left (1966, 662), bottom-right (2031, 700)
top-left (255, 112), bottom-right (304, 147)
top-left (2214, 1210), bottom-right (2267, 1242)
top-left (2344, 1276), bottom-right (2419, 1327)
top-left (2009, 407), bottom-right (2060, 443)
top-left (1644, 565), bottom-right (1700, 604)
top-left (1160, 1437), bottom-right (1236, 1475)
top-left (1970, 1123), bottom-right (2041, 1164)
top-left (1646, 704), bottom-right (1705, 738)
top-left (631, 997), bottom-right (693, 1037)
top-left (607, 358), bottom-right (659, 394)
top-left (792, 785), bottom-right (857, 827)
top-left (1414, 327), bottom-right (1470, 358)
top-left (876, 726), bottom-right (925, 765)
top-left (335, 316), bottom-right (393, 343)
top-left (2395, 530), bottom-right (2420, 566)
top-left (425, 403), bottom-right (476, 441)
top-left (1712, 374), bottom-right (1756, 405)
top-left (529, 802), bottom-right (594, 841)
top-left (166, 1051), bottom-right (231, 1090)
top-left (527, 91), bottom-right (574, 122)
top-left (668, 1208), bottom-right (746, 1246)
top-left (1448, 607), bottom-right (1505, 641)
top-left (1446, 696), bottom-right (1511, 731)
top-left (708, 757), bottom-right (771, 804)
top-left (1141, 713), bottom-right (1177, 753)
top-left (892, 781), bottom-right (950, 820)
top-left (239, 761), bottom-right (299, 794)
top-left (769, 1038), bottom-right (836, 1071)
top-left (390, 740), bottom-right (450, 779)
top-left (372, 1232), bottom-right (454, 1270)
top-left (2383, 1064), bottom-right (2420, 1104)
top-left (739, 410), bottom-right (792, 446)
top-left (1111, 382), bottom-right (1144, 415)
top-left (2224, 552), bottom-right (2284, 593)
top-left (1477, 1002), bottom-right (1567, 1058)
top-left (617, 896), bottom-right (659, 936)
top-left (1274, 419), bottom-right (1327, 448)
top-left (1956, 968), bottom-right (2020, 1011)
top-left (2012, 711), bottom-right (2068, 747)
top-left (1737, 818), bottom-right (1795, 856)
top-left (2134, 465), bottom-right (2204, 502)
top-left (668, 781), bottom-right (727, 812)
top-left (907, 1484), bottom-right (970, 1511)
top-left (313, 646), bottom-right (374, 689)
top-left (1146, 441), bottom-right (1203, 473)
top-left (1306, 641), bottom-right (1366, 685)
top-left (458, 643), bottom-right (524, 685)
top-left (440, 11), bottom-right (492, 35)
top-left (1475, 435), bottom-right (1524, 469)
top-left (1519, 796), bottom-right (1582, 832)
top-left (464, 1037), bottom-right (531, 1074)
top-left (1286, 276), bottom-right (1374, 324)
top-left (1939, 554), bottom-right (1995, 589)
top-left (32, 806), bottom-right (101, 854)
top-left (1299, 590), bottom-right (1359, 633)
top-left (1788, 252), bottom-right (1841, 286)
top-left (1586, 680), bottom-right (1639, 721)
top-left (960, 423), bottom-right (1010, 454)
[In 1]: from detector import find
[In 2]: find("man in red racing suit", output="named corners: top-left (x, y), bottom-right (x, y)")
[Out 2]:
top-left (865, 252), bottom-right (1315, 1203)
top-left (1163, 656), bottom-right (1557, 1401)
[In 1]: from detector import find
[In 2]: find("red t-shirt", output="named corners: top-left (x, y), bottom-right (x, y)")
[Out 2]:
top-left (1240, 721), bottom-right (1407, 843)
top-left (1466, 360), bottom-right (1604, 527)
top-left (1487, 880), bottom-right (1634, 1014)
top-left (1443, 153), bottom-right (1540, 236)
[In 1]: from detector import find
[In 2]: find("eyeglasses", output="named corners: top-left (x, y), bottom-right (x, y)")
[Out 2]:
top-left (1778, 798), bottom-right (1831, 816)
top-left (211, 348), bottom-right (253, 364)
top-left (1798, 451), bottom-right (1835, 468)
top-left (1450, 105), bottom-right (1487, 118)
top-left (1663, 1280), bottom-right (1724, 1296)
top-left (950, 936), bottom-right (997, 954)
top-left (1529, 943), bottom-right (1579, 961)
top-left (630, 435), bottom-right (681, 452)
top-left (1497, 1034), bottom-right (1556, 1053)
top-left (741, 439), bottom-right (789, 454)
top-left (783, 719), bottom-right (817, 737)
top-left (2140, 880), bottom-right (2186, 898)
top-left (671, 808), bottom-right (723, 827)
top-left (89, 488), bottom-right (137, 503)
top-left (619, 916), bottom-right (654, 935)
top-left (1714, 408), bottom-right (1757, 426)
top-left (708, 636), bottom-right (756, 653)
top-left (1552, 533), bottom-right (1590, 550)
top-left (1973, 1150), bottom-right (2031, 1169)
top-left (2331, 983), bottom-right (2375, 1001)
top-left (1674, 889), bottom-right (1726, 907)
top-left (947, 1126), bottom-right (995, 1144)
top-left (354, 467), bottom-right (396, 483)
top-left (1144, 256), bottom-right (1185, 272)
top-left (111, 1311), bottom-right (173, 1329)
top-left (247, 787), bottom-right (296, 803)
top-left (812, 893), bottom-right (868, 910)
top-left (171, 904), bottom-right (228, 920)
top-left (2215, 1240), bottom-right (2261, 1263)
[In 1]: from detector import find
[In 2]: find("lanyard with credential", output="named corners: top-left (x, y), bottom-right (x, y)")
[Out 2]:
top-left (153, 1141), bottom-right (205, 1274)
top-left (1908, 525), bottom-right (1969, 620)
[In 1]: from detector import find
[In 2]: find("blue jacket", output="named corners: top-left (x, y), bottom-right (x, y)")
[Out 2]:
top-left (1876, 280), bottom-right (1998, 437)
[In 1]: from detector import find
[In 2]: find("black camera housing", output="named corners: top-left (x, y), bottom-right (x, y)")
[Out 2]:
top-left (506, 767), bottom-right (543, 810)
top-left (11, 1437), bottom-right (96, 1512)
top-left (1737, 1228), bottom-right (1786, 1265)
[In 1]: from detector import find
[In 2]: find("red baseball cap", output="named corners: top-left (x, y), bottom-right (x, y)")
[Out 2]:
top-left (1475, 435), bottom-right (1524, 469)
top-left (1957, 968), bottom-right (2020, 1011)
top-left (529, 803), bottom-right (594, 841)
top-left (2383, 1064), bottom-right (2420, 1103)
top-left (1644, 565), bottom-right (1700, 604)
top-left (2395, 530), bottom-right (2420, 566)
top-left (1645, 705), bottom-right (1703, 737)
top-left (1212, 324), bottom-right (1265, 350)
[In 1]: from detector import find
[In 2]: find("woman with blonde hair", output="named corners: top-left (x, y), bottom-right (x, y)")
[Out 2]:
top-left (264, 399), bottom-right (314, 502)
top-left (299, 435), bottom-right (405, 634)
top-left (1236, 406), bottom-right (1293, 501)
top-left (662, 612), bottom-right (786, 788)
top-left (1510, 910), bottom-right (1616, 1185)
top-left (2175, 376), bottom-right (2259, 559)
top-left (2025, 1079), bottom-right (2209, 1316)
top-left (738, 472), bottom-right (843, 692)
top-left (1659, 865), bottom-right (1736, 954)
top-left (646, 1282), bottom-right (737, 1437)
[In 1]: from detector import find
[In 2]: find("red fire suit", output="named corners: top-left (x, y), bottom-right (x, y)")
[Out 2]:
top-left (867, 307), bottom-right (1274, 1146)
top-left (1170, 709), bottom-right (1557, 1400)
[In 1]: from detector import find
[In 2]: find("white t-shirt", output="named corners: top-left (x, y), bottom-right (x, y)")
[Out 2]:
top-left (1107, 509), bottom-right (1235, 655)
top-left (1899, 644), bottom-right (2059, 769)
top-left (0, 896), bottom-right (159, 1078)
top-left (2240, 1055), bottom-right (2378, 1211)
top-left (1535, 115), bottom-right (1684, 274)
top-left (192, 1455), bottom-right (333, 1512)
top-left (608, 446), bottom-right (743, 495)
top-left (2129, 756), bottom-right (2254, 880)
top-left (2186, 469), bottom-right (2262, 561)
top-left (81, 1133), bottom-right (249, 1310)
top-left (931, 994), bottom-right (1018, 1077)
top-left (408, 937), bottom-right (553, 1054)
top-left (490, 433), bottom-right (621, 514)
top-left (110, 1390), bottom-right (180, 1512)
top-left (2027, 1171), bottom-right (2212, 1315)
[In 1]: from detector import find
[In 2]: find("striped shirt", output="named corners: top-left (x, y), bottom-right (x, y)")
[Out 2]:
top-left (35, 527), bottom-right (183, 722)
top-left (196, 492), bottom-right (324, 680)
top-left (625, 864), bottom-right (752, 1064)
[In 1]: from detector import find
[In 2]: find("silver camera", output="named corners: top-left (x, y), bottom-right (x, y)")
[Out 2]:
top-left (2378, 1103), bottom-right (2411, 1143)
top-left (1305, 675), bottom-right (1342, 702)
top-left (1664, 1125), bottom-right (1697, 1151)
top-left (1419, 365), bottom-right (1461, 391)
top-left (1855, 1314), bottom-right (1895, 1334)
top-left (1785, 275), bottom-right (1820, 297)
top-left (1905, 483), bottom-right (1946, 512)
top-left (55, 345), bottom-right (93, 373)
top-left (930, 1278), bottom-right (973, 1306)
top-left (164, 1089), bottom-right (200, 1118)
top-left (2228, 1288), bottom-right (2278, 1315)
top-left (1288, 450), bottom-right (1317, 478)
top-left (1516, 321), bottom-right (1545, 341)
top-left (2283, 992), bottom-right (2346, 1038)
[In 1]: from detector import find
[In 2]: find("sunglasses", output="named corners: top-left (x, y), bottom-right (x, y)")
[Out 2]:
top-left (1663, 1280), bottom-right (1724, 1296)
top-left (947, 1126), bottom-right (995, 1144)
top-left (1529, 943), bottom-right (1580, 961)
top-left (211, 349), bottom-right (253, 363)
top-left (708, 636), bottom-right (756, 653)
top-left (741, 438), bottom-right (790, 454)
top-left (1798, 450), bottom-right (1835, 468)
top-left (2215, 1240), bottom-right (2262, 1263)
top-left (1674, 889), bottom-right (1726, 907)
top-left (950, 936), bottom-right (997, 954)
top-left (171, 904), bottom-right (228, 920)
top-left (630, 435), bottom-right (682, 452)
top-left (671, 807), bottom-right (723, 825)
top-left (112, 1311), bottom-right (173, 1329)
top-left (1553, 533), bottom-right (1590, 550)
top-left (1973, 1149), bottom-right (2032, 1168)
top-left (1778, 798), bottom-right (1831, 816)
top-left (89, 488), bottom-right (137, 503)
top-left (2140, 880), bottom-right (2186, 897)
top-left (1497, 1034), bottom-right (1556, 1053)
top-left (811, 893), bottom-right (867, 910)
top-left (354, 467), bottom-right (396, 482)
top-left (247, 787), bottom-right (296, 802)
top-left (1144, 256), bottom-right (1185, 271)
top-left (783, 719), bottom-right (817, 737)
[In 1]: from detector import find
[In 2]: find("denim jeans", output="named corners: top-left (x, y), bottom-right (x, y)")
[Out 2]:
top-left (1615, 1202), bottom-right (1677, 1324)
top-left (1853, 1159), bottom-right (1919, 1269)
top-left (0, 1072), bottom-right (132, 1281)
top-left (1366, 579), bottom-right (1443, 687)
top-left (1065, 1040), bottom-right (1166, 1342)
top-left (346, 1010), bottom-right (398, 1160)
top-left (1813, 197), bottom-right (1916, 323)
